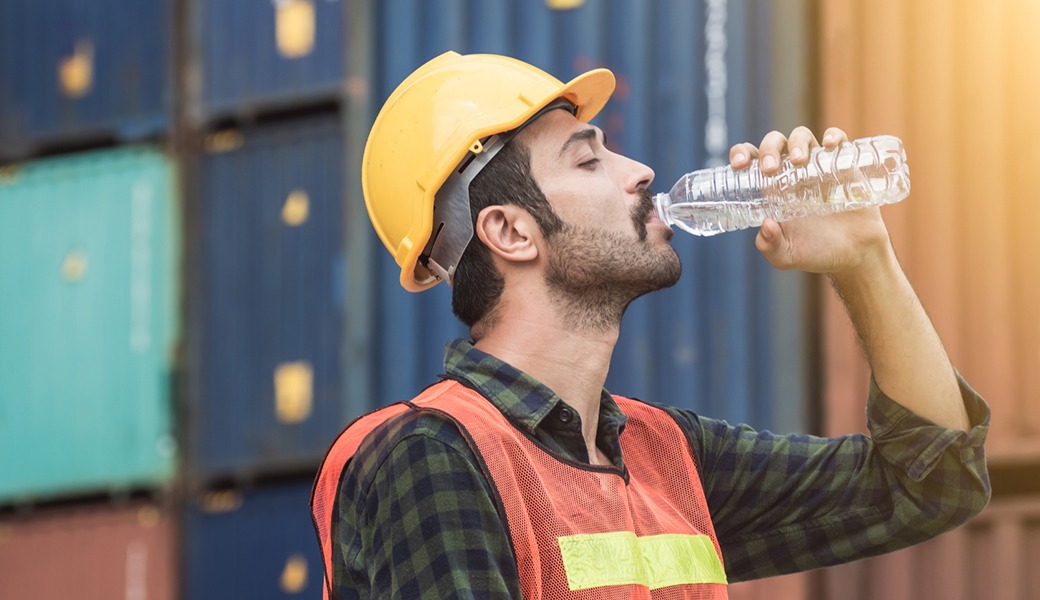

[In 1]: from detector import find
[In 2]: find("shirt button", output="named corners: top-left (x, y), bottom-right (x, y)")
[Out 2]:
top-left (558, 408), bottom-right (573, 424)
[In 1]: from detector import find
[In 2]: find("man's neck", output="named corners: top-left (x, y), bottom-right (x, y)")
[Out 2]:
top-left (475, 314), bottom-right (618, 465)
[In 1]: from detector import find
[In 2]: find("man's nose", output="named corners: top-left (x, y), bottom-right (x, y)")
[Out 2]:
top-left (624, 156), bottom-right (655, 192)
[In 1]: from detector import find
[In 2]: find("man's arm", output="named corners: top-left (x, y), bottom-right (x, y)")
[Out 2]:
top-left (828, 244), bottom-right (968, 430)
top-left (685, 126), bottom-right (990, 581)
top-left (732, 125), bottom-right (968, 430)
top-left (666, 384), bottom-right (989, 582)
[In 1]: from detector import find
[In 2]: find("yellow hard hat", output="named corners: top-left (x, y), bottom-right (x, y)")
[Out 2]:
top-left (362, 51), bottom-right (616, 292)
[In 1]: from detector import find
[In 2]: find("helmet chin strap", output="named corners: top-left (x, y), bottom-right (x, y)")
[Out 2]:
top-left (423, 133), bottom-right (509, 286)
top-left (421, 99), bottom-right (577, 286)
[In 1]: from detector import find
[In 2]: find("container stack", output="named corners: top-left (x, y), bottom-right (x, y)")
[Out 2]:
top-left (814, 1), bottom-right (1040, 599)
top-left (0, 0), bottom-right (179, 595)
top-left (2, 1), bottom-right (817, 598)
top-left (176, 1), bottom-right (348, 597)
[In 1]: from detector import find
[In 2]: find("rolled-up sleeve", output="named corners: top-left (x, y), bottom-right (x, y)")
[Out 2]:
top-left (667, 371), bottom-right (991, 582)
top-left (867, 372), bottom-right (989, 485)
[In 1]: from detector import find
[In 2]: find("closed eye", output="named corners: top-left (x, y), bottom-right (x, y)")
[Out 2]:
top-left (579, 158), bottom-right (600, 170)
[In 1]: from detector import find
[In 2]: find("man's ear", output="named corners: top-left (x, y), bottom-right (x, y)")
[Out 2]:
top-left (474, 205), bottom-right (540, 263)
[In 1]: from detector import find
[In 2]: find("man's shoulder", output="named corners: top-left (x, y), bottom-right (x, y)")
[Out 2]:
top-left (343, 398), bottom-right (477, 482)
top-left (614, 395), bottom-right (706, 430)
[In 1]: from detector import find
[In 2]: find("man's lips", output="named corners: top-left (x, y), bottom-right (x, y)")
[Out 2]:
top-left (634, 189), bottom-right (671, 239)
top-left (643, 214), bottom-right (672, 243)
top-left (645, 205), bottom-right (668, 226)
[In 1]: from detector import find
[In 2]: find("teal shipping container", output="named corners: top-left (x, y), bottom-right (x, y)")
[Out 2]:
top-left (0, 147), bottom-right (180, 503)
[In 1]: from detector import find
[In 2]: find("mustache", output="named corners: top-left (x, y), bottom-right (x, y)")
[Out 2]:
top-left (632, 188), bottom-right (655, 240)
top-left (634, 188), bottom-right (654, 222)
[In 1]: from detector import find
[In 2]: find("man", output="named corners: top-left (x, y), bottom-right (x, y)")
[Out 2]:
top-left (311, 52), bottom-right (990, 599)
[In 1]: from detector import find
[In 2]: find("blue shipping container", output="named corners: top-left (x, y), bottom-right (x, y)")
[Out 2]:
top-left (185, 481), bottom-right (321, 598)
top-left (0, 0), bottom-right (170, 159)
top-left (363, 0), bottom-right (810, 433)
top-left (189, 114), bottom-right (347, 480)
top-left (191, 0), bottom-right (345, 122)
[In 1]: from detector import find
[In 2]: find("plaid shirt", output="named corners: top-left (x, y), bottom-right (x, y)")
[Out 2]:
top-left (331, 339), bottom-right (990, 598)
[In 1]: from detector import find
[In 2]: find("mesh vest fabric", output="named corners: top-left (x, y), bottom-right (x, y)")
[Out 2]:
top-left (310, 402), bottom-right (413, 600)
top-left (311, 380), bottom-right (728, 599)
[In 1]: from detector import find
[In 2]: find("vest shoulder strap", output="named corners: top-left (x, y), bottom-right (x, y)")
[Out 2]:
top-left (311, 380), bottom-right (463, 599)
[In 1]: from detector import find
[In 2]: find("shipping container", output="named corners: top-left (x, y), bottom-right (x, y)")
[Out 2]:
top-left (186, 114), bottom-right (347, 481)
top-left (817, 0), bottom-right (1040, 461)
top-left (189, 0), bottom-right (345, 123)
top-left (0, 0), bottom-right (170, 161)
top-left (363, 0), bottom-right (814, 436)
top-left (816, 0), bottom-right (1040, 597)
top-left (816, 496), bottom-right (1040, 600)
top-left (0, 147), bottom-right (180, 504)
top-left (0, 500), bottom-right (174, 600)
top-left (184, 481), bottom-right (322, 599)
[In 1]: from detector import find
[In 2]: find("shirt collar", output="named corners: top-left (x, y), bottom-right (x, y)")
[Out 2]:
top-left (443, 338), bottom-right (628, 437)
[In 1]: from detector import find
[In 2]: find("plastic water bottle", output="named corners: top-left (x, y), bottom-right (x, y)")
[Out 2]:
top-left (654, 135), bottom-right (910, 236)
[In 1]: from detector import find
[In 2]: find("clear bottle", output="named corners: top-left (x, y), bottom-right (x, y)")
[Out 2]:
top-left (654, 135), bottom-right (910, 236)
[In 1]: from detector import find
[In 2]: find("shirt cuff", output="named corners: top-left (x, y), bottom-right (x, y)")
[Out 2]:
top-left (865, 370), bottom-right (990, 482)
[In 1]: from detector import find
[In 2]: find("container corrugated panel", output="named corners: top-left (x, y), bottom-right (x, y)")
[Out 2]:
top-left (366, 0), bottom-right (811, 435)
top-left (0, 0), bottom-right (170, 160)
top-left (817, 496), bottom-right (1040, 600)
top-left (0, 500), bottom-right (174, 599)
top-left (818, 0), bottom-right (1040, 460)
top-left (192, 0), bottom-right (345, 122)
top-left (184, 482), bottom-right (322, 599)
top-left (0, 147), bottom-right (179, 503)
top-left (190, 115), bottom-right (346, 480)
top-left (816, 1), bottom-right (1040, 597)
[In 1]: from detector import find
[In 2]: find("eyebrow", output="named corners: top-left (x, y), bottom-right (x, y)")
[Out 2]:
top-left (557, 127), bottom-right (606, 159)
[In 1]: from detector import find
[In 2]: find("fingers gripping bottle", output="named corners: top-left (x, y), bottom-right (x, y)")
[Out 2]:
top-left (654, 135), bottom-right (910, 236)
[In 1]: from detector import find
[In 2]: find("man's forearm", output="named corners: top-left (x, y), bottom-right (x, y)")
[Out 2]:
top-left (830, 243), bottom-right (970, 431)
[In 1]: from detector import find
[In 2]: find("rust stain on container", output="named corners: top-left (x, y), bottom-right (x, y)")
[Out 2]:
top-left (57, 39), bottom-right (95, 99)
top-left (281, 189), bottom-right (311, 226)
top-left (0, 501), bottom-right (173, 599)
top-left (274, 361), bottom-right (314, 424)
top-left (275, 0), bottom-right (316, 59)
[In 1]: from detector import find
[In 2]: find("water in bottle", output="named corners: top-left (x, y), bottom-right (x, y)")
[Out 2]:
top-left (654, 135), bottom-right (910, 236)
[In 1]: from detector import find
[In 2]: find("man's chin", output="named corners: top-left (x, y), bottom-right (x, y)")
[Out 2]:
top-left (639, 254), bottom-right (683, 295)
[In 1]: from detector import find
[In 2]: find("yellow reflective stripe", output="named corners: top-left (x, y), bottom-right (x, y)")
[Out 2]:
top-left (640, 533), bottom-right (728, 589)
top-left (557, 532), bottom-right (727, 591)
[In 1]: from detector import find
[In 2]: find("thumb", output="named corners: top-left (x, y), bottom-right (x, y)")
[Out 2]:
top-left (755, 219), bottom-right (782, 256)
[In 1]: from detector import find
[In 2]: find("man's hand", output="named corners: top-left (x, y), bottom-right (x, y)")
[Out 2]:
top-left (729, 126), bottom-right (891, 277)
top-left (731, 125), bottom-right (971, 432)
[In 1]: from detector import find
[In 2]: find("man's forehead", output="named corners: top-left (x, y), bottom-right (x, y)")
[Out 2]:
top-left (516, 109), bottom-right (600, 150)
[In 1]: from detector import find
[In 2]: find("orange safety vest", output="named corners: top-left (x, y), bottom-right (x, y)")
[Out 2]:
top-left (311, 380), bottom-right (728, 599)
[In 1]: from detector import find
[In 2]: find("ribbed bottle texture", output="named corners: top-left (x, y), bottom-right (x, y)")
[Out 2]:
top-left (654, 135), bottom-right (910, 236)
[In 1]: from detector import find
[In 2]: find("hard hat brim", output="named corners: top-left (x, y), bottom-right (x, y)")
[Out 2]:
top-left (557, 68), bottom-right (616, 126)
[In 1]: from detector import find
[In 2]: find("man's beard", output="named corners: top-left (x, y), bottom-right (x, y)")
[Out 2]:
top-left (544, 191), bottom-right (681, 332)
